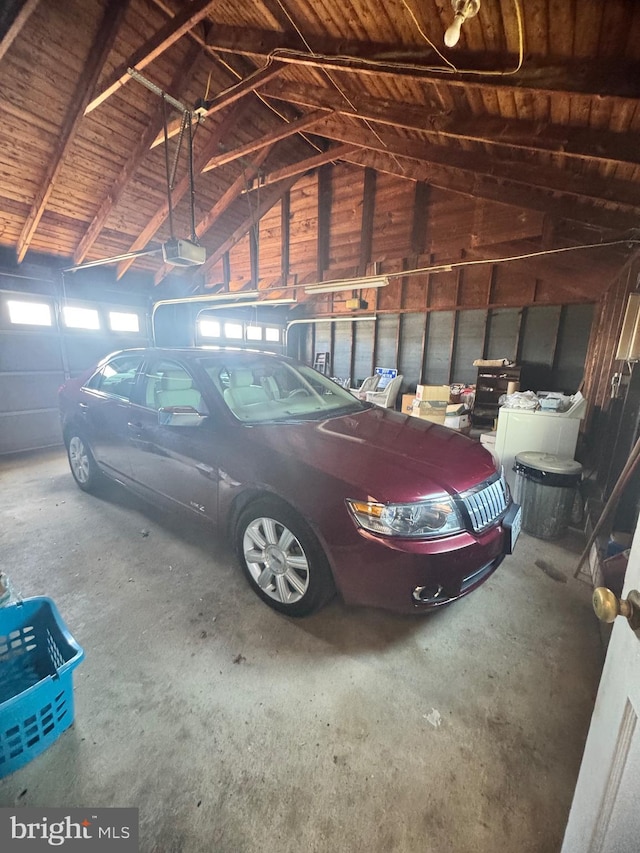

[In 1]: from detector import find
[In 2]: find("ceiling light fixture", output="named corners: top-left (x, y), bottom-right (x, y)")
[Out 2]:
top-left (305, 275), bottom-right (389, 295)
top-left (444, 0), bottom-right (480, 48)
top-left (198, 289), bottom-right (262, 302)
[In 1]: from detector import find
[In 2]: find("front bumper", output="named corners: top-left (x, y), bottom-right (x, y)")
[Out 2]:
top-left (323, 522), bottom-right (507, 614)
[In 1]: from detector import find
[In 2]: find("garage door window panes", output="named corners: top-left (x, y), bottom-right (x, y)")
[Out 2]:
top-left (63, 306), bottom-right (100, 329)
top-left (265, 327), bottom-right (280, 342)
top-left (224, 322), bottom-right (243, 340)
top-left (7, 300), bottom-right (52, 326)
top-left (85, 355), bottom-right (143, 401)
top-left (109, 311), bottom-right (139, 333)
top-left (246, 326), bottom-right (263, 341)
top-left (199, 319), bottom-right (221, 338)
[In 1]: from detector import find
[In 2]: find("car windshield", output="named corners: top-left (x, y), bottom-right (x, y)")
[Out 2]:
top-left (199, 354), bottom-right (364, 423)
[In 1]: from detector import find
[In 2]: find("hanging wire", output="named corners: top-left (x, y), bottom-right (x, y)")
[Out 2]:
top-left (273, 0), bottom-right (406, 173)
top-left (268, 0), bottom-right (524, 80)
top-left (187, 113), bottom-right (198, 243)
top-left (169, 110), bottom-right (188, 190)
top-left (400, 0), bottom-right (525, 77)
top-left (161, 96), bottom-right (175, 240)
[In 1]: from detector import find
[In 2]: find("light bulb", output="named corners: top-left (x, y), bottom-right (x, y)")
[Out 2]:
top-left (444, 13), bottom-right (464, 47)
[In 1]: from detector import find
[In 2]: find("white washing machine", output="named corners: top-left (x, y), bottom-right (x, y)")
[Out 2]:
top-left (494, 397), bottom-right (586, 494)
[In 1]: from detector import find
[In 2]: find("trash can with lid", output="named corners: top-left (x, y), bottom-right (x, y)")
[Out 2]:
top-left (513, 451), bottom-right (582, 540)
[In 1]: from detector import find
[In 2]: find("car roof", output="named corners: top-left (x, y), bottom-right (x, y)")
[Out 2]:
top-left (114, 347), bottom-right (287, 360)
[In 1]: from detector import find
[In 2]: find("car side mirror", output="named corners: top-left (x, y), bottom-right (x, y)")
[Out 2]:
top-left (158, 406), bottom-right (206, 427)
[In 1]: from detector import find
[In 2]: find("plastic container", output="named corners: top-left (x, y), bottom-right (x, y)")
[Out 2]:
top-left (0, 597), bottom-right (84, 778)
top-left (513, 451), bottom-right (582, 540)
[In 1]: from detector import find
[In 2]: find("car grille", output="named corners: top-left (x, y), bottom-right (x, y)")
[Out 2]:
top-left (461, 473), bottom-right (509, 533)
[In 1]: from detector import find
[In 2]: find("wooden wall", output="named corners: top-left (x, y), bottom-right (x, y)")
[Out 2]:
top-left (219, 161), bottom-right (627, 417)
top-left (292, 303), bottom-right (594, 394)
top-left (217, 162), bottom-right (625, 314)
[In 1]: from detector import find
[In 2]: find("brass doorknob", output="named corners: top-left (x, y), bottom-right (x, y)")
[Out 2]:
top-left (593, 587), bottom-right (640, 630)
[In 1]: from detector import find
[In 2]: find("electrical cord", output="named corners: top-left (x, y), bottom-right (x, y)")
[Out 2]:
top-left (399, 0), bottom-right (524, 77)
top-left (383, 239), bottom-right (640, 281)
top-left (272, 0), bottom-right (405, 172)
top-left (269, 0), bottom-right (524, 81)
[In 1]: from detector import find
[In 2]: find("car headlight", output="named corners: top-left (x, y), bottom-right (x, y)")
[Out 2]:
top-left (346, 496), bottom-right (464, 538)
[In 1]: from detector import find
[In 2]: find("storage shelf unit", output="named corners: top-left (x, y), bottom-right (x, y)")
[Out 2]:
top-left (473, 365), bottom-right (521, 427)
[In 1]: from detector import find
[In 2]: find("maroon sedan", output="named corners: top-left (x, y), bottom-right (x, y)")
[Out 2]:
top-left (58, 348), bottom-right (520, 616)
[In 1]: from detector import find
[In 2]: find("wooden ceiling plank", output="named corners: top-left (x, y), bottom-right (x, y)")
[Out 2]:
top-left (149, 61), bottom-right (285, 149)
top-left (195, 146), bottom-right (272, 239)
top-left (16, 0), bottom-right (130, 263)
top-left (204, 24), bottom-right (640, 100)
top-left (195, 175), bottom-right (300, 282)
top-left (116, 97), bottom-right (254, 279)
top-left (202, 108), bottom-right (331, 172)
top-left (314, 115), bottom-right (640, 215)
top-left (341, 147), bottom-right (637, 233)
top-left (259, 0), bottom-right (298, 34)
top-left (249, 143), bottom-right (358, 188)
top-left (264, 79), bottom-right (640, 168)
top-left (85, 0), bottom-right (216, 114)
top-left (74, 41), bottom-right (203, 264)
top-left (0, 0), bottom-right (39, 62)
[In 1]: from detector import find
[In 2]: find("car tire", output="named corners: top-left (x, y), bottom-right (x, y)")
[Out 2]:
top-left (66, 432), bottom-right (103, 493)
top-left (235, 497), bottom-right (335, 616)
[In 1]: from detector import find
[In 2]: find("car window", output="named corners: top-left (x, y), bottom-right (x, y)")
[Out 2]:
top-left (200, 355), bottom-right (362, 423)
top-left (84, 355), bottom-right (143, 401)
top-left (141, 359), bottom-right (209, 415)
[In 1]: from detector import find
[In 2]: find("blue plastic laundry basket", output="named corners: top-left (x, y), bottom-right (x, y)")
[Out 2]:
top-left (0, 597), bottom-right (84, 778)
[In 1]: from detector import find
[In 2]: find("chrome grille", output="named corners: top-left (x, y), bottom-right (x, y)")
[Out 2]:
top-left (461, 474), bottom-right (509, 533)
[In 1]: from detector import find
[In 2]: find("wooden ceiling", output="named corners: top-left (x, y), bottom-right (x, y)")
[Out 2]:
top-left (1, 0), bottom-right (639, 285)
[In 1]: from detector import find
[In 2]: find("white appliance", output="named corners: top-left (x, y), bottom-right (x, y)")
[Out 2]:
top-left (494, 395), bottom-right (586, 493)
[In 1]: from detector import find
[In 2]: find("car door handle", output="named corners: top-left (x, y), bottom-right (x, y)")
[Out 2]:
top-left (196, 463), bottom-right (215, 478)
top-left (79, 402), bottom-right (89, 410)
top-left (127, 421), bottom-right (144, 432)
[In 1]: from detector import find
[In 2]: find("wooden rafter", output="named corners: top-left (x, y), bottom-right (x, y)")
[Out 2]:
top-left (202, 109), bottom-right (330, 172)
top-left (246, 144), bottom-right (357, 188)
top-left (0, 0), bottom-right (39, 63)
top-left (145, 0), bottom-right (321, 155)
top-left (195, 176), bottom-right (300, 283)
top-left (154, 145), bottom-right (274, 285)
top-left (74, 41), bottom-right (203, 265)
top-left (313, 117), bottom-right (640, 227)
top-left (150, 61), bottom-right (284, 149)
top-left (85, 0), bottom-right (216, 114)
top-left (342, 147), bottom-right (639, 233)
top-left (116, 98), bottom-right (254, 279)
top-left (264, 80), bottom-right (640, 170)
top-left (16, 0), bottom-right (130, 264)
top-left (203, 25), bottom-right (640, 100)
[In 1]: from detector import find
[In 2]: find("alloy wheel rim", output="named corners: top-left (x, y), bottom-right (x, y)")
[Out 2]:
top-left (69, 436), bottom-right (90, 484)
top-left (243, 516), bottom-right (310, 605)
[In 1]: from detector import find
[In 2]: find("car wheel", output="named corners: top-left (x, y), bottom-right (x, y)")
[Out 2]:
top-left (66, 433), bottom-right (103, 493)
top-left (236, 498), bottom-right (335, 616)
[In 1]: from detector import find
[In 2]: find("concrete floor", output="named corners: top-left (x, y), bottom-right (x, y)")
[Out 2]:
top-left (0, 449), bottom-right (603, 853)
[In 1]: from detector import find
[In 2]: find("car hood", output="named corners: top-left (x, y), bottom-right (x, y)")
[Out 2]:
top-left (246, 406), bottom-right (497, 502)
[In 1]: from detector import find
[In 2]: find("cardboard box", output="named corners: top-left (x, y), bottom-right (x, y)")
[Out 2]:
top-left (411, 400), bottom-right (447, 423)
top-left (413, 411), bottom-right (447, 424)
top-left (444, 414), bottom-right (471, 431)
top-left (415, 384), bottom-right (451, 402)
top-left (480, 431), bottom-right (497, 450)
top-left (401, 394), bottom-right (417, 415)
top-left (446, 403), bottom-right (466, 416)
